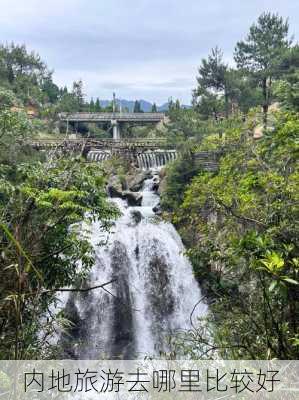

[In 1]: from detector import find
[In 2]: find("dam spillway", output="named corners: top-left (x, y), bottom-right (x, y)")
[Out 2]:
top-left (86, 149), bottom-right (178, 169)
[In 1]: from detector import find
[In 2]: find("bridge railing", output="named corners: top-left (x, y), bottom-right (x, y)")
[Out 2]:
top-left (27, 137), bottom-right (170, 150)
top-left (58, 112), bottom-right (165, 122)
top-left (29, 137), bottom-right (167, 144)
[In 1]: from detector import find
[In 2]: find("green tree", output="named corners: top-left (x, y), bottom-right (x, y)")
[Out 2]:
top-left (234, 12), bottom-right (291, 127)
top-left (133, 100), bottom-right (142, 113)
top-left (89, 97), bottom-right (95, 112)
top-left (57, 91), bottom-right (78, 112)
top-left (164, 111), bottom-right (299, 359)
top-left (194, 47), bottom-right (229, 118)
top-left (151, 102), bottom-right (157, 112)
top-left (175, 99), bottom-right (181, 110)
top-left (72, 79), bottom-right (85, 111)
top-left (0, 88), bottom-right (32, 163)
top-left (274, 45), bottom-right (299, 111)
top-left (41, 74), bottom-right (59, 104)
top-left (0, 107), bottom-right (118, 359)
top-left (0, 42), bottom-right (48, 105)
top-left (95, 98), bottom-right (101, 112)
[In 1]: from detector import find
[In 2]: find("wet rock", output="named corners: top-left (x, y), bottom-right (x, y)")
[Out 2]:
top-left (130, 210), bottom-right (143, 224)
top-left (123, 190), bottom-right (143, 206)
top-left (152, 175), bottom-right (160, 191)
top-left (147, 253), bottom-right (175, 316)
top-left (126, 172), bottom-right (150, 192)
top-left (110, 241), bottom-right (135, 358)
top-left (134, 245), bottom-right (140, 259)
top-left (107, 176), bottom-right (123, 198)
top-left (153, 203), bottom-right (162, 215)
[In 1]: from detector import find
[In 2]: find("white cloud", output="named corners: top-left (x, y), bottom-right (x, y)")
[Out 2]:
top-left (0, 0), bottom-right (298, 104)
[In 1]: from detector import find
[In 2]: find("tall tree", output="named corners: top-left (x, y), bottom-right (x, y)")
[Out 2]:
top-left (234, 12), bottom-right (291, 127)
top-left (41, 73), bottom-right (59, 104)
top-left (95, 98), bottom-right (101, 112)
top-left (151, 102), bottom-right (157, 112)
top-left (274, 45), bottom-right (299, 111)
top-left (89, 97), bottom-right (95, 112)
top-left (194, 47), bottom-right (229, 118)
top-left (175, 99), bottom-right (181, 110)
top-left (133, 100), bottom-right (141, 113)
top-left (0, 42), bottom-right (49, 105)
top-left (72, 79), bottom-right (85, 111)
top-left (168, 97), bottom-right (174, 112)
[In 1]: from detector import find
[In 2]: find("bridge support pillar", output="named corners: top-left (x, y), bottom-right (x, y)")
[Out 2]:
top-left (112, 120), bottom-right (121, 140)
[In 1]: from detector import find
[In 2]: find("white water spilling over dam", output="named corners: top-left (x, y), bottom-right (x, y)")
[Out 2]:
top-left (136, 150), bottom-right (177, 169)
top-left (60, 174), bottom-right (207, 359)
top-left (86, 150), bottom-right (177, 168)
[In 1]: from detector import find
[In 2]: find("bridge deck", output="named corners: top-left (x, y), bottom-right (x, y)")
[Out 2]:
top-left (59, 112), bottom-right (165, 123)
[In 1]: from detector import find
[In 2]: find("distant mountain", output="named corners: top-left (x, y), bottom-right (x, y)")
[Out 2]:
top-left (158, 103), bottom-right (192, 111)
top-left (98, 99), bottom-right (191, 112)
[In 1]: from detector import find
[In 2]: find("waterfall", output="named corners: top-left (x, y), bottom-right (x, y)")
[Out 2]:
top-left (60, 174), bottom-right (207, 359)
top-left (86, 149), bottom-right (177, 168)
top-left (136, 150), bottom-right (177, 169)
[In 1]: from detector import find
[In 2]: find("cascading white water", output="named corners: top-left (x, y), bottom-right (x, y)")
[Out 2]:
top-left (60, 173), bottom-right (207, 359)
top-left (136, 150), bottom-right (177, 169)
top-left (86, 149), bottom-right (177, 168)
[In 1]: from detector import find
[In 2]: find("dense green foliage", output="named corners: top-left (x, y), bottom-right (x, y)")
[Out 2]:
top-left (161, 12), bottom-right (299, 360)
top-left (235, 12), bottom-right (291, 127)
top-left (0, 43), bottom-right (120, 137)
top-left (193, 13), bottom-right (293, 126)
top-left (0, 91), bottom-right (118, 359)
top-left (165, 111), bottom-right (298, 359)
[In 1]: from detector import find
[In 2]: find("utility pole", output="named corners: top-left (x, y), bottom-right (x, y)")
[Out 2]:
top-left (113, 92), bottom-right (116, 114)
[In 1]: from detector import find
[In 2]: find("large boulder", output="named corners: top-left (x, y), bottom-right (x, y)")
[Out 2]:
top-left (153, 203), bottom-right (162, 215)
top-left (126, 172), bottom-right (151, 192)
top-left (123, 191), bottom-right (143, 206)
top-left (130, 210), bottom-right (143, 224)
top-left (152, 175), bottom-right (160, 191)
top-left (107, 176), bottom-right (123, 198)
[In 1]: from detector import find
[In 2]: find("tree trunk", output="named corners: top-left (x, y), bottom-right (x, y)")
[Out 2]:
top-left (213, 107), bottom-right (218, 122)
top-left (224, 88), bottom-right (229, 119)
top-left (262, 77), bottom-right (268, 129)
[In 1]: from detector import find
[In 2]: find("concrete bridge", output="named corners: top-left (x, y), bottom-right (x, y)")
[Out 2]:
top-left (59, 112), bottom-right (165, 140)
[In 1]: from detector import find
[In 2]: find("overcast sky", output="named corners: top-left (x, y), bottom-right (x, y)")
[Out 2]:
top-left (0, 0), bottom-right (298, 104)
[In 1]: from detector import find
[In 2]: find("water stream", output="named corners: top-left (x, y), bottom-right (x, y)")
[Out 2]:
top-left (60, 173), bottom-right (207, 359)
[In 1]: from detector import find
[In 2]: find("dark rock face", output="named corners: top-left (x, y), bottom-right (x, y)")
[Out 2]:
top-left (130, 210), bottom-right (143, 224)
top-left (107, 176), bottom-right (123, 198)
top-left (153, 203), bottom-right (162, 215)
top-left (143, 240), bottom-right (176, 349)
top-left (147, 254), bottom-right (175, 317)
top-left (152, 176), bottom-right (160, 191)
top-left (127, 172), bottom-right (151, 192)
top-left (110, 241), bottom-right (135, 358)
top-left (59, 290), bottom-right (97, 359)
top-left (123, 191), bottom-right (143, 206)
